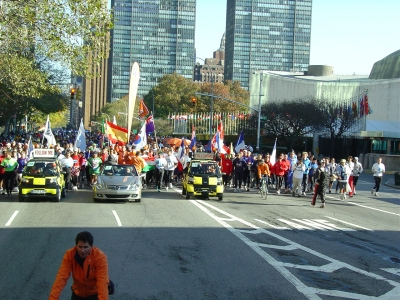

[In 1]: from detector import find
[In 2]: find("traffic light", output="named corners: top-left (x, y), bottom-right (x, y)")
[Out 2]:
top-left (191, 97), bottom-right (196, 107)
top-left (70, 88), bottom-right (76, 100)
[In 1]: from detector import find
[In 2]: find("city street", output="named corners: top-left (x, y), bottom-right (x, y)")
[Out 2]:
top-left (0, 174), bottom-right (399, 300)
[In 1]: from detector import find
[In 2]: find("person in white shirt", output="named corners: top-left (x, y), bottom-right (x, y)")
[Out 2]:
top-left (292, 159), bottom-right (305, 197)
top-left (371, 157), bottom-right (385, 197)
top-left (351, 157), bottom-right (363, 195)
top-left (61, 151), bottom-right (74, 190)
top-left (164, 150), bottom-right (177, 190)
top-left (155, 152), bottom-right (167, 192)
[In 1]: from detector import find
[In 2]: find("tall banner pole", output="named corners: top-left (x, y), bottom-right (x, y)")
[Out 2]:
top-left (127, 62), bottom-right (140, 144)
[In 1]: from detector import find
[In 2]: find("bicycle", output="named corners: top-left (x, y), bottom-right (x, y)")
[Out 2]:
top-left (260, 175), bottom-right (268, 199)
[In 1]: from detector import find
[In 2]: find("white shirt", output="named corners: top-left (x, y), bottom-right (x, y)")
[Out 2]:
top-left (371, 163), bottom-right (385, 177)
top-left (155, 157), bottom-right (167, 170)
top-left (61, 157), bottom-right (74, 168)
top-left (164, 154), bottom-right (178, 171)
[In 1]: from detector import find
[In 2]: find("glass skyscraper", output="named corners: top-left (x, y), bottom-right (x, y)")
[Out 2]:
top-left (109, 0), bottom-right (196, 101)
top-left (225, 0), bottom-right (312, 90)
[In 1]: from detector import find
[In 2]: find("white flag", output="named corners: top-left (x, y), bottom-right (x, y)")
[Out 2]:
top-left (43, 115), bottom-right (57, 146)
top-left (132, 123), bottom-right (147, 151)
top-left (270, 138), bottom-right (277, 166)
top-left (74, 119), bottom-right (86, 152)
top-left (27, 136), bottom-right (35, 159)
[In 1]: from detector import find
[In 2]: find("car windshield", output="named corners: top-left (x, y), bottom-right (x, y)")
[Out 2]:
top-left (189, 162), bottom-right (220, 176)
top-left (24, 160), bottom-right (59, 176)
top-left (101, 165), bottom-right (138, 177)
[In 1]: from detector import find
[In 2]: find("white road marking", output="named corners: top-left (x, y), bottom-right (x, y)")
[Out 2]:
top-left (326, 195), bottom-right (400, 216)
top-left (312, 219), bottom-right (355, 231)
top-left (254, 218), bottom-right (291, 230)
top-left (278, 218), bottom-right (315, 230)
top-left (381, 268), bottom-right (400, 277)
top-left (5, 211), bottom-right (19, 227)
top-left (292, 219), bottom-right (337, 231)
top-left (325, 216), bottom-right (373, 231)
top-left (112, 210), bottom-right (122, 227)
top-left (191, 199), bottom-right (400, 299)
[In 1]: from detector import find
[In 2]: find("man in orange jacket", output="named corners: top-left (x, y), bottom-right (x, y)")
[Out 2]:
top-left (49, 231), bottom-right (110, 300)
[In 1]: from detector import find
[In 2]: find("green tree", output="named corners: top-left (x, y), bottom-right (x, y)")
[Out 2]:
top-left (0, 0), bottom-right (112, 77)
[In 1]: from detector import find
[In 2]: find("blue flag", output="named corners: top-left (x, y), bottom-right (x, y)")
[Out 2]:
top-left (234, 131), bottom-right (245, 153)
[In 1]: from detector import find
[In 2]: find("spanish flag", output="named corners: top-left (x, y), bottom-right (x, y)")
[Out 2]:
top-left (106, 121), bottom-right (128, 146)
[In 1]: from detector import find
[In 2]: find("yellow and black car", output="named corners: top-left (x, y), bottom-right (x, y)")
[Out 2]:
top-left (19, 149), bottom-right (66, 202)
top-left (182, 159), bottom-right (224, 200)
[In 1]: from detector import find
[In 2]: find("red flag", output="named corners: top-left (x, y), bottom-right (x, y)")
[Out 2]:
top-left (364, 94), bottom-right (369, 115)
top-left (138, 99), bottom-right (149, 118)
top-left (106, 121), bottom-right (128, 146)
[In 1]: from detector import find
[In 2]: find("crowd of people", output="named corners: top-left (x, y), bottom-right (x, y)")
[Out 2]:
top-left (0, 135), bottom-right (386, 207)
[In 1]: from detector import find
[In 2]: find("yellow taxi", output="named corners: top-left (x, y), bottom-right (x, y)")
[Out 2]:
top-left (19, 149), bottom-right (66, 202)
top-left (182, 159), bottom-right (224, 200)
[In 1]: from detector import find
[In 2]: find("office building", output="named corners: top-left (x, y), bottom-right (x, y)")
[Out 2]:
top-left (225, 0), bottom-right (312, 90)
top-left (109, 0), bottom-right (196, 102)
top-left (193, 33), bottom-right (225, 83)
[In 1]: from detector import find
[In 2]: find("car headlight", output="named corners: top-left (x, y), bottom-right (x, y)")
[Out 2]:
top-left (188, 176), bottom-right (194, 184)
top-left (96, 180), bottom-right (106, 189)
top-left (127, 182), bottom-right (139, 190)
top-left (49, 177), bottom-right (57, 184)
top-left (217, 177), bottom-right (222, 185)
top-left (21, 177), bottom-right (30, 183)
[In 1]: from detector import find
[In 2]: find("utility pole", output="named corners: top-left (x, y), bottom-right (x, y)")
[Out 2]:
top-left (257, 72), bottom-right (263, 150)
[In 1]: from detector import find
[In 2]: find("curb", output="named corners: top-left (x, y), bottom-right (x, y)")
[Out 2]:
top-left (384, 179), bottom-right (400, 190)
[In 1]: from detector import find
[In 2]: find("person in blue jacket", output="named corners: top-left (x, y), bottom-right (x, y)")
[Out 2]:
top-left (301, 152), bottom-right (311, 196)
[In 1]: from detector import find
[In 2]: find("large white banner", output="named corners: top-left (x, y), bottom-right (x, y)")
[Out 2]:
top-left (127, 62), bottom-right (140, 143)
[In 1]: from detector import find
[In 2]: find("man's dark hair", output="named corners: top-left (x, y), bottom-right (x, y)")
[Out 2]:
top-left (75, 231), bottom-right (94, 246)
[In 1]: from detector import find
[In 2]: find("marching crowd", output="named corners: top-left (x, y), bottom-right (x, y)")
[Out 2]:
top-left (0, 137), bottom-right (386, 207)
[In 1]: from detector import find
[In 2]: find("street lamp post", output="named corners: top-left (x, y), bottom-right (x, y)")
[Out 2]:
top-left (257, 73), bottom-right (263, 150)
top-left (195, 57), bottom-right (214, 137)
top-left (101, 113), bottom-right (110, 121)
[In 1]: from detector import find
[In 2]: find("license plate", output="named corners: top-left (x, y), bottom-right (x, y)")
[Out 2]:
top-left (31, 190), bottom-right (46, 194)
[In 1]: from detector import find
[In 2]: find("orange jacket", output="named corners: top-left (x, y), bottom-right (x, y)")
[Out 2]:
top-left (258, 164), bottom-right (270, 178)
top-left (131, 155), bottom-right (145, 173)
top-left (49, 246), bottom-right (109, 300)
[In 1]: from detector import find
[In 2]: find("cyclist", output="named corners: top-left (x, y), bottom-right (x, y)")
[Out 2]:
top-left (257, 159), bottom-right (270, 194)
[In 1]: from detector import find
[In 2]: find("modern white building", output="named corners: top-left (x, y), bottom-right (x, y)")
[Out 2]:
top-left (249, 67), bottom-right (400, 155)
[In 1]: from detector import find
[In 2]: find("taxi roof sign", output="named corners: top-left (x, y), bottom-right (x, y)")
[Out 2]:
top-left (33, 149), bottom-right (55, 158)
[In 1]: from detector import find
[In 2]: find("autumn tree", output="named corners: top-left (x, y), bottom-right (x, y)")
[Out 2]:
top-left (143, 74), bottom-right (250, 118)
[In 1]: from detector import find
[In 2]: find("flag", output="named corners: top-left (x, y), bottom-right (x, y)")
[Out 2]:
top-left (133, 123), bottom-right (147, 150)
top-left (127, 62), bottom-right (140, 144)
top-left (27, 136), bottom-right (34, 159)
top-left (106, 121), bottom-right (128, 146)
top-left (189, 126), bottom-right (196, 150)
top-left (145, 113), bottom-right (155, 134)
top-left (216, 131), bottom-right (227, 154)
top-left (74, 119), bottom-right (86, 152)
top-left (43, 115), bottom-right (57, 146)
top-left (139, 99), bottom-right (149, 118)
top-left (234, 131), bottom-right (245, 153)
top-left (217, 119), bottom-right (224, 140)
top-left (270, 138), bottom-right (277, 166)
top-left (364, 94), bottom-right (370, 115)
top-left (113, 115), bottom-right (117, 125)
top-left (176, 138), bottom-right (186, 171)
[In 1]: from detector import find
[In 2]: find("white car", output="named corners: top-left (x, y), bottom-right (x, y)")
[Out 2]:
top-left (93, 164), bottom-right (142, 202)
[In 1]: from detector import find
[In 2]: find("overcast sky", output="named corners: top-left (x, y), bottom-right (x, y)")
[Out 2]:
top-left (195, 0), bottom-right (400, 75)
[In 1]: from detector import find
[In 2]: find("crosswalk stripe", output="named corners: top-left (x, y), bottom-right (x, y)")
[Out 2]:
top-left (292, 219), bottom-right (338, 231)
top-left (277, 219), bottom-right (315, 230)
top-left (325, 216), bottom-right (373, 231)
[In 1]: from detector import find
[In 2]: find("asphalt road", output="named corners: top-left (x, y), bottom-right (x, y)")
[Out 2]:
top-left (0, 173), bottom-right (398, 300)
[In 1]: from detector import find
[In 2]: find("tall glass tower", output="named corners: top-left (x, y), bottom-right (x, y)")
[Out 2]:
top-left (109, 0), bottom-right (196, 101)
top-left (225, 0), bottom-right (312, 90)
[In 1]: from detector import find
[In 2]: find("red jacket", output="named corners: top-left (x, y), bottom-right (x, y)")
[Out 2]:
top-left (282, 159), bottom-right (291, 174)
top-left (221, 158), bottom-right (233, 175)
top-left (49, 246), bottom-right (109, 300)
top-left (274, 159), bottom-right (288, 176)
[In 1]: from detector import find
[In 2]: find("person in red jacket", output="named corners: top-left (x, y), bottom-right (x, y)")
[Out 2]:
top-left (49, 231), bottom-right (110, 300)
top-left (274, 153), bottom-right (288, 194)
top-left (220, 154), bottom-right (233, 187)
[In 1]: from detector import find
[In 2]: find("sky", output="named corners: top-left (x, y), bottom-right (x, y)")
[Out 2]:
top-left (195, 0), bottom-right (400, 75)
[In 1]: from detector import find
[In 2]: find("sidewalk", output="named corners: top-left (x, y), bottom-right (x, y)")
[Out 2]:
top-left (384, 178), bottom-right (400, 189)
